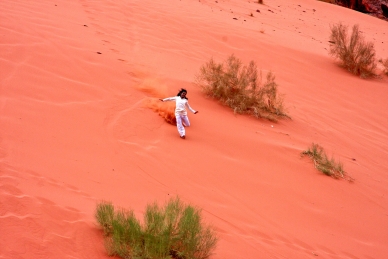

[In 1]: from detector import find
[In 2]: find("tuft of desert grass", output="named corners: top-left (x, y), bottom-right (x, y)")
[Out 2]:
top-left (195, 54), bottom-right (289, 122)
top-left (301, 143), bottom-right (353, 181)
top-left (95, 201), bottom-right (115, 236)
top-left (96, 197), bottom-right (218, 259)
top-left (329, 22), bottom-right (377, 78)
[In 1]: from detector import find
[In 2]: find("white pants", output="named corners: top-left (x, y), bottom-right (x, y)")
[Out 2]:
top-left (176, 114), bottom-right (190, 137)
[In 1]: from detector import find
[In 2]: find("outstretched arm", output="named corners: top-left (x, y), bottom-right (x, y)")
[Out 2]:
top-left (186, 102), bottom-right (198, 114)
top-left (160, 97), bottom-right (176, 102)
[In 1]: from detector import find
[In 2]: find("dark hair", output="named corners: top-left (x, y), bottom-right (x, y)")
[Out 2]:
top-left (177, 88), bottom-right (188, 99)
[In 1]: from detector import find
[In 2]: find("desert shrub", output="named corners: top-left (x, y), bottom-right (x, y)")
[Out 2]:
top-left (195, 54), bottom-right (288, 121)
top-left (301, 143), bottom-right (353, 181)
top-left (329, 22), bottom-right (377, 78)
top-left (95, 197), bottom-right (218, 259)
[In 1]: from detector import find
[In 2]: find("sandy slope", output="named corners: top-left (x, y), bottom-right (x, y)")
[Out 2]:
top-left (1, 0), bottom-right (387, 258)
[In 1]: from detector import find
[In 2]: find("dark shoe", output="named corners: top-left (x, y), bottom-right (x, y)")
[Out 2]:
top-left (180, 135), bottom-right (185, 139)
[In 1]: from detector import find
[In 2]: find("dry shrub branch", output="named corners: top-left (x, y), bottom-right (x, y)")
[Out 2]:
top-left (195, 54), bottom-right (289, 121)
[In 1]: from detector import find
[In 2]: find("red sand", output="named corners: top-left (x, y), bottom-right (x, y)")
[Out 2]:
top-left (1, 0), bottom-right (387, 258)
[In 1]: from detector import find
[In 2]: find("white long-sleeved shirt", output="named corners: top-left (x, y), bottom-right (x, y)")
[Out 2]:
top-left (162, 96), bottom-right (196, 115)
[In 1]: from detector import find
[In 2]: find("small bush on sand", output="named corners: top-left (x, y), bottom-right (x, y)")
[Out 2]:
top-left (95, 197), bottom-right (218, 259)
top-left (301, 143), bottom-right (353, 181)
top-left (195, 54), bottom-right (289, 121)
top-left (329, 22), bottom-right (376, 78)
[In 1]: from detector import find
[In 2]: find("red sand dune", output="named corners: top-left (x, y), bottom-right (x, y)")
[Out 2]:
top-left (1, 0), bottom-right (387, 258)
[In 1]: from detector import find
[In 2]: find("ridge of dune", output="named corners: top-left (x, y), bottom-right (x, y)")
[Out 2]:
top-left (1, 0), bottom-right (387, 259)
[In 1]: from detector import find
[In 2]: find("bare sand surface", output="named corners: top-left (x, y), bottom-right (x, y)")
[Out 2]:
top-left (1, 0), bottom-right (387, 258)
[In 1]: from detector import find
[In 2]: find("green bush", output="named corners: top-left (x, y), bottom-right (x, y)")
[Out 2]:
top-left (301, 143), bottom-right (353, 181)
top-left (195, 54), bottom-right (288, 121)
top-left (329, 22), bottom-right (377, 78)
top-left (95, 197), bottom-right (218, 259)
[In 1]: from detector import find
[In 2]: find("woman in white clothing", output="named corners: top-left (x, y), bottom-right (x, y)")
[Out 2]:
top-left (160, 88), bottom-right (198, 139)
